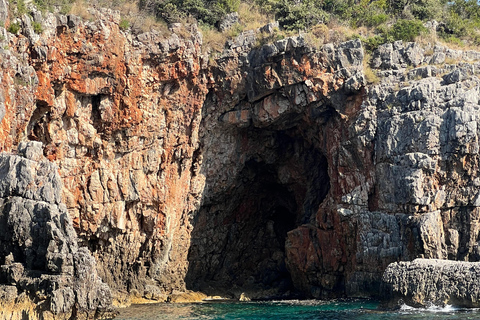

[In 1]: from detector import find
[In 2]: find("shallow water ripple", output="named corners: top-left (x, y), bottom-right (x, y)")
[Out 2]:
top-left (115, 300), bottom-right (480, 320)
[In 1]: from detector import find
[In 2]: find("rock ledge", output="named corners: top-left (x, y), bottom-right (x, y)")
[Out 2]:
top-left (382, 259), bottom-right (480, 308)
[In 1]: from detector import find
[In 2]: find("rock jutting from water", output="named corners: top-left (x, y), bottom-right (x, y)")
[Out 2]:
top-left (382, 259), bottom-right (480, 308)
top-left (3, 0), bottom-right (480, 315)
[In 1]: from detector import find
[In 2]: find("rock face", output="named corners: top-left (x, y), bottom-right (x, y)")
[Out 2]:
top-left (186, 38), bottom-right (366, 299)
top-left (0, 141), bottom-right (114, 319)
top-left (3, 0), bottom-right (480, 312)
top-left (1, 5), bottom-right (207, 305)
top-left (382, 259), bottom-right (480, 307)
top-left (188, 39), bottom-right (480, 299)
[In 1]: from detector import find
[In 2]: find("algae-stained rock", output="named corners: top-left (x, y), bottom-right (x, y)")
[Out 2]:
top-left (382, 259), bottom-right (480, 308)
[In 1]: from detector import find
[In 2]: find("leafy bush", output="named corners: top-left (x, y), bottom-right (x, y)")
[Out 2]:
top-left (449, 0), bottom-right (480, 21)
top-left (390, 19), bottom-right (427, 42)
top-left (342, 0), bottom-right (390, 28)
top-left (441, 34), bottom-right (464, 46)
top-left (364, 13), bottom-right (387, 27)
top-left (363, 34), bottom-right (386, 52)
top-left (322, 0), bottom-right (350, 17)
top-left (16, 0), bottom-right (27, 15)
top-left (152, 0), bottom-right (239, 26)
top-left (409, 0), bottom-right (443, 20)
top-left (274, 0), bottom-right (329, 30)
top-left (7, 22), bottom-right (21, 34)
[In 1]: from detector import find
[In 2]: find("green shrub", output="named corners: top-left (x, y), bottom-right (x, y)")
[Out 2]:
top-left (7, 22), bottom-right (21, 34)
top-left (119, 18), bottom-right (130, 30)
top-left (322, 0), bottom-right (351, 17)
top-left (33, 0), bottom-right (48, 12)
top-left (390, 19), bottom-right (427, 42)
top-left (449, 0), bottom-right (480, 21)
top-left (364, 13), bottom-right (387, 27)
top-left (32, 21), bottom-right (43, 33)
top-left (16, 0), bottom-right (27, 15)
top-left (217, 0), bottom-right (240, 13)
top-left (363, 34), bottom-right (386, 52)
top-left (274, 0), bottom-right (329, 30)
top-left (152, 0), bottom-right (239, 26)
top-left (59, 4), bottom-right (72, 14)
top-left (441, 34), bottom-right (464, 46)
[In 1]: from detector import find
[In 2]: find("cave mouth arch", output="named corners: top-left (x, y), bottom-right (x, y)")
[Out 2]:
top-left (186, 129), bottom-right (330, 299)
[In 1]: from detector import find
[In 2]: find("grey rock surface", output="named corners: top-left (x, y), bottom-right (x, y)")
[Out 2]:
top-left (218, 12), bottom-right (239, 32)
top-left (0, 142), bottom-right (115, 318)
top-left (382, 259), bottom-right (480, 307)
top-left (0, 0), bottom-right (7, 24)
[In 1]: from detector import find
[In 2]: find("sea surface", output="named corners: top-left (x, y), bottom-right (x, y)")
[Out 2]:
top-left (115, 299), bottom-right (480, 319)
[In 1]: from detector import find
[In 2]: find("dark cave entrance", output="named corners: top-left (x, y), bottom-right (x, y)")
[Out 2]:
top-left (27, 100), bottom-right (52, 145)
top-left (186, 129), bottom-right (330, 299)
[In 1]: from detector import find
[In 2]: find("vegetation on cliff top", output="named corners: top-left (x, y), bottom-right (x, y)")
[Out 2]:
top-left (7, 0), bottom-right (480, 51)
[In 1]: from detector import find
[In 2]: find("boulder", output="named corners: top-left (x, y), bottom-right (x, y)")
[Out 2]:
top-left (167, 291), bottom-right (207, 303)
top-left (382, 259), bottom-right (480, 308)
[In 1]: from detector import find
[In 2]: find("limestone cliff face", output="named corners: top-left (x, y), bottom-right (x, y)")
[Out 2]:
top-left (0, 141), bottom-right (114, 319)
top-left (3, 0), bottom-right (480, 314)
top-left (1, 7), bottom-right (207, 304)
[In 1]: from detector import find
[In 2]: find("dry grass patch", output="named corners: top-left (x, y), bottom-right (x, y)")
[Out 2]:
top-left (237, 2), bottom-right (271, 30)
top-left (70, 0), bottom-right (93, 20)
top-left (201, 25), bottom-right (227, 53)
top-left (363, 53), bottom-right (380, 84)
top-left (116, 1), bottom-right (171, 35)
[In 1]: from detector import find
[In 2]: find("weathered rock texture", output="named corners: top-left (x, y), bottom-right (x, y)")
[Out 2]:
top-left (0, 141), bottom-right (114, 319)
top-left (188, 39), bottom-right (480, 299)
top-left (382, 259), bottom-right (480, 307)
top-left (1, 4), bottom-right (207, 306)
top-left (3, 0), bottom-right (480, 313)
top-left (186, 37), bottom-right (366, 299)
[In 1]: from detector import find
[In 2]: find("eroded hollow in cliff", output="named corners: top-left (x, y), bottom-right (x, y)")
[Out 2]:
top-left (186, 128), bottom-right (330, 298)
top-left (27, 100), bottom-right (52, 144)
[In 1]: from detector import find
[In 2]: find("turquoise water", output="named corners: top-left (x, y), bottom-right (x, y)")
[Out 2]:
top-left (115, 300), bottom-right (480, 319)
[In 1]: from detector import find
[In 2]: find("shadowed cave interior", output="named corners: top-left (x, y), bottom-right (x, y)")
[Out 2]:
top-left (186, 129), bottom-right (330, 299)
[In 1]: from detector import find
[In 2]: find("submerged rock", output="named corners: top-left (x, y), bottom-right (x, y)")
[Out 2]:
top-left (381, 259), bottom-right (480, 308)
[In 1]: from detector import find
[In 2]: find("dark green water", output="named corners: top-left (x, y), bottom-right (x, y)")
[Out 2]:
top-left (115, 300), bottom-right (480, 319)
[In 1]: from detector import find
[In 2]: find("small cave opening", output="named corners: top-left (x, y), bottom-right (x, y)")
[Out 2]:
top-left (27, 100), bottom-right (52, 145)
top-left (186, 129), bottom-right (330, 299)
top-left (91, 94), bottom-right (106, 134)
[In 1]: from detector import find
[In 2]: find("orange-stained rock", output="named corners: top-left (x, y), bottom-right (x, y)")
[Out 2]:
top-left (5, 2), bottom-right (480, 307)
